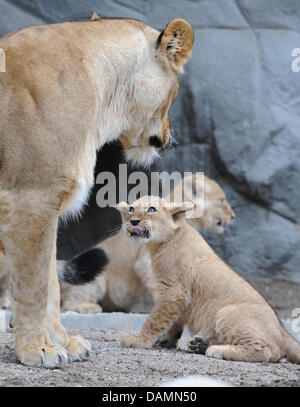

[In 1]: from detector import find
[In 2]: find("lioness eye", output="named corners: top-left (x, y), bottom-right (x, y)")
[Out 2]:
top-left (148, 207), bottom-right (157, 213)
top-left (129, 207), bottom-right (135, 214)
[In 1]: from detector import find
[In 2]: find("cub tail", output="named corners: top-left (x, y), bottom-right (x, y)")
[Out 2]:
top-left (282, 330), bottom-right (300, 364)
top-left (57, 248), bottom-right (108, 285)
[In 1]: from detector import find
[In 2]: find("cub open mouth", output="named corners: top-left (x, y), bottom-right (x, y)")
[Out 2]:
top-left (129, 225), bottom-right (150, 239)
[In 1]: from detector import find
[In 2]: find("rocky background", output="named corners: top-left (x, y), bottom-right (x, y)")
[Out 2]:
top-left (0, 0), bottom-right (299, 282)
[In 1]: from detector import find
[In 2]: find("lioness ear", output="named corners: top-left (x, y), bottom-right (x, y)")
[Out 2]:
top-left (170, 201), bottom-right (195, 222)
top-left (91, 12), bottom-right (101, 21)
top-left (157, 18), bottom-right (194, 73)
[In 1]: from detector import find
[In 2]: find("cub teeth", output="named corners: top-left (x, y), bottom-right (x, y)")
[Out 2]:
top-left (130, 228), bottom-right (150, 238)
top-left (143, 229), bottom-right (150, 238)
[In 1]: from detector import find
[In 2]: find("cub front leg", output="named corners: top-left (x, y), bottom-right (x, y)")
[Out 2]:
top-left (121, 292), bottom-right (188, 349)
top-left (155, 318), bottom-right (185, 349)
top-left (133, 247), bottom-right (158, 301)
top-left (0, 191), bottom-right (70, 368)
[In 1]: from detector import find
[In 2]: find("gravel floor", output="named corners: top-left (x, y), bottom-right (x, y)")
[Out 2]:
top-left (0, 328), bottom-right (299, 387)
top-left (0, 277), bottom-right (299, 387)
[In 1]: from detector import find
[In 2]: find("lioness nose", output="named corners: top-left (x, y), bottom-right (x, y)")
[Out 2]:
top-left (149, 135), bottom-right (163, 149)
top-left (131, 219), bottom-right (141, 226)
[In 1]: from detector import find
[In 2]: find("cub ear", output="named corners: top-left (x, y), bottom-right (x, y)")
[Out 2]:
top-left (116, 201), bottom-right (130, 217)
top-left (156, 18), bottom-right (194, 73)
top-left (91, 12), bottom-right (101, 21)
top-left (170, 201), bottom-right (195, 223)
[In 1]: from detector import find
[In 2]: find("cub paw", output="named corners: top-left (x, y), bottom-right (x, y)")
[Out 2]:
top-left (121, 334), bottom-right (152, 349)
top-left (65, 335), bottom-right (92, 361)
top-left (62, 302), bottom-right (102, 314)
top-left (205, 345), bottom-right (224, 359)
top-left (155, 334), bottom-right (179, 349)
top-left (189, 337), bottom-right (209, 355)
top-left (16, 343), bottom-right (71, 368)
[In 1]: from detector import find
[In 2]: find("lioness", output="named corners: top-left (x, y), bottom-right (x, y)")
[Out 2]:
top-left (0, 17), bottom-right (194, 367)
top-left (59, 174), bottom-right (235, 313)
top-left (118, 196), bottom-right (300, 363)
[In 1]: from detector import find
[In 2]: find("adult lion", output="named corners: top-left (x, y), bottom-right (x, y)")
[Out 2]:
top-left (0, 17), bottom-right (194, 367)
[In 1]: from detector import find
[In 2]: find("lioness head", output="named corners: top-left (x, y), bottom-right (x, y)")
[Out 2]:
top-left (118, 195), bottom-right (194, 243)
top-left (169, 174), bottom-right (235, 234)
top-left (119, 18), bottom-right (194, 166)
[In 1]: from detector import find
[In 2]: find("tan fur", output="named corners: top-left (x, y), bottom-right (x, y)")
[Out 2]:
top-left (119, 196), bottom-right (300, 364)
top-left (59, 175), bottom-right (235, 313)
top-left (0, 17), bottom-right (193, 367)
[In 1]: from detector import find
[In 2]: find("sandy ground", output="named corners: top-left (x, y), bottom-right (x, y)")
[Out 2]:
top-left (0, 278), bottom-right (299, 387)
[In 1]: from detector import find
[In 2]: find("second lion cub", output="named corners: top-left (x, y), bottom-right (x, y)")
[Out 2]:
top-left (119, 196), bottom-right (300, 363)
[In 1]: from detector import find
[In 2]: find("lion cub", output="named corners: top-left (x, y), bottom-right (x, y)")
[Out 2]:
top-left (59, 174), bottom-right (235, 313)
top-left (119, 196), bottom-right (300, 363)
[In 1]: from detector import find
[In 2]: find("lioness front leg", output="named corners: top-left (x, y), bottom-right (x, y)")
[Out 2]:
top-left (46, 245), bottom-right (91, 361)
top-left (0, 240), bottom-right (10, 309)
top-left (1, 192), bottom-right (70, 368)
top-left (121, 293), bottom-right (188, 349)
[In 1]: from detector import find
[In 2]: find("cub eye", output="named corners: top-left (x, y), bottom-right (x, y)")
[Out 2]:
top-left (128, 207), bottom-right (135, 214)
top-left (148, 207), bottom-right (157, 214)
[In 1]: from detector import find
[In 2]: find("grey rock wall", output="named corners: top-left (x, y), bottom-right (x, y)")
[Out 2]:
top-left (0, 0), bottom-right (299, 282)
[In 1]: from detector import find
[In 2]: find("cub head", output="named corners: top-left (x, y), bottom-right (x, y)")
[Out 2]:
top-left (119, 18), bottom-right (194, 167)
top-left (168, 174), bottom-right (235, 234)
top-left (200, 177), bottom-right (235, 234)
top-left (174, 174), bottom-right (235, 234)
top-left (118, 195), bottom-right (193, 243)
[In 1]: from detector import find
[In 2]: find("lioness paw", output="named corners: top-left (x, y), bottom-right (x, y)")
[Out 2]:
top-left (65, 335), bottom-right (92, 361)
top-left (121, 334), bottom-right (152, 349)
top-left (16, 344), bottom-right (71, 368)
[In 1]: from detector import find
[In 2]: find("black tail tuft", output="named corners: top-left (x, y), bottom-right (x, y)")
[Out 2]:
top-left (58, 248), bottom-right (109, 285)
